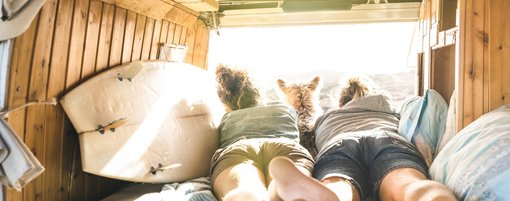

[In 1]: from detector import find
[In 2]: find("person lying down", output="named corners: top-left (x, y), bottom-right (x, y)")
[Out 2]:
top-left (270, 77), bottom-right (458, 201)
top-left (210, 64), bottom-right (314, 201)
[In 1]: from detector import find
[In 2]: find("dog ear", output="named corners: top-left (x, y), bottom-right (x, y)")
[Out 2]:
top-left (307, 76), bottom-right (321, 91)
top-left (277, 79), bottom-right (287, 91)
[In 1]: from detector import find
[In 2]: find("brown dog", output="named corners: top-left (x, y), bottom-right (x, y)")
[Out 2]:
top-left (277, 77), bottom-right (322, 158)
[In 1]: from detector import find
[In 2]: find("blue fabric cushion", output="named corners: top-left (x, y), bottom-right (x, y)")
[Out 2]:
top-left (430, 104), bottom-right (510, 201)
top-left (398, 89), bottom-right (448, 166)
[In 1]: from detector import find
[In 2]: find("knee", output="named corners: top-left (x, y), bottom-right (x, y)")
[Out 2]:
top-left (402, 180), bottom-right (457, 201)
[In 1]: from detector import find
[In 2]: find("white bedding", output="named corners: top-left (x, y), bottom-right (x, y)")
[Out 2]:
top-left (102, 177), bottom-right (217, 201)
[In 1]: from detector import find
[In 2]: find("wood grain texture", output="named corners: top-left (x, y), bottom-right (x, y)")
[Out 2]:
top-left (95, 3), bottom-right (115, 72)
top-left (121, 11), bottom-right (137, 63)
top-left (166, 23), bottom-right (176, 44)
top-left (43, 0), bottom-right (75, 200)
top-left (109, 7), bottom-right (127, 67)
top-left (4, 1), bottom-right (208, 200)
top-left (23, 0), bottom-right (58, 200)
top-left (4, 10), bottom-right (39, 201)
top-left (488, 0), bottom-right (510, 111)
top-left (81, 0), bottom-right (103, 80)
top-left (150, 20), bottom-right (162, 60)
top-left (131, 14), bottom-right (146, 61)
top-left (141, 18), bottom-right (155, 60)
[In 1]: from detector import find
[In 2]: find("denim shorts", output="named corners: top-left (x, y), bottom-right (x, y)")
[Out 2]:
top-left (313, 131), bottom-right (428, 201)
top-left (210, 138), bottom-right (314, 186)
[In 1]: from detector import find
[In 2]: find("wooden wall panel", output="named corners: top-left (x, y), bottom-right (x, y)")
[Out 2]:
top-left (109, 7), bottom-right (127, 67)
top-left (141, 18), bottom-right (155, 60)
top-left (454, 0), bottom-right (510, 130)
top-left (5, 12), bottom-right (39, 201)
top-left (131, 15), bottom-right (146, 61)
top-left (95, 3), bottom-right (115, 72)
top-left (43, 0), bottom-right (75, 200)
top-left (150, 20), bottom-right (162, 60)
top-left (488, 0), bottom-right (510, 111)
top-left (4, 0), bottom-right (210, 200)
top-left (24, 0), bottom-right (58, 199)
top-left (121, 11), bottom-right (137, 63)
top-left (166, 23), bottom-right (176, 44)
top-left (81, 0), bottom-right (102, 80)
top-left (431, 45), bottom-right (456, 103)
top-left (173, 24), bottom-right (183, 44)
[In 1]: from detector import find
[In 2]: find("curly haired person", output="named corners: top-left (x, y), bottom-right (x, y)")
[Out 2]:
top-left (210, 64), bottom-right (314, 201)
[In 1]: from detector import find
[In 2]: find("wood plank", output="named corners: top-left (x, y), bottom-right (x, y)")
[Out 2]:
top-left (24, 0), bottom-right (59, 200)
top-left (69, 139), bottom-right (87, 201)
top-left (141, 18), bottom-right (155, 60)
top-left (66, 0), bottom-right (90, 90)
top-left (185, 23), bottom-right (196, 64)
top-left (164, 6), bottom-right (198, 28)
top-left (131, 14), bottom-right (146, 61)
top-left (159, 21), bottom-right (170, 44)
top-left (455, 0), bottom-right (466, 132)
top-left (109, 7), bottom-right (127, 67)
top-left (95, 3), bottom-right (115, 72)
top-left (149, 20), bottom-right (162, 60)
top-left (200, 26), bottom-right (210, 69)
top-left (487, 0), bottom-right (510, 111)
top-left (100, 0), bottom-right (174, 21)
top-left (482, 0), bottom-right (490, 114)
top-left (179, 27), bottom-right (187, 45)
top-left (501, 0), bottom-right (510, 108)
top-left (62, 0), bottom-right (91, 200)
top-left (157, 21), bottom-right (170, 59)
top-left (121, 10), bottom-right (137, 63)
top-left (191, 21), bottom-right (204, 67)
top-left (466, 0), bottom-right (485, 127)
top-left (43, 0), bottom-right (75, 200)
top-left (81, 0), bottom-right (103, 80)
top-left (432, 46), bottom-right (456, 102)
top-left (192, 21), bottom-right (209, 69)
top-left (173, 24), bottom-right (183, 45)
top-left (4, 11), bottom-right (39, 201)
top-left (166, 23), bottom-right (176, 44)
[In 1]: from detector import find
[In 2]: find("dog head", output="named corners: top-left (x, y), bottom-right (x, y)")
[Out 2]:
top-left (277, 76), bottom-right (322, 114)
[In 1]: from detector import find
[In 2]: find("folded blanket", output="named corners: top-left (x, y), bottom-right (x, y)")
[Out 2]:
top-left (102, 177), bottom-right (217, 201)
top-left (160, 177), bottom-right (217, 201)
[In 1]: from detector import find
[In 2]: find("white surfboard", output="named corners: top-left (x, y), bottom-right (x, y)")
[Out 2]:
top-left (60, 61), bottom-right (224, 183)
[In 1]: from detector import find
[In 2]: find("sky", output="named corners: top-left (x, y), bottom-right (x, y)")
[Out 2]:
top-left (208, 22), bottom-right (418, 76)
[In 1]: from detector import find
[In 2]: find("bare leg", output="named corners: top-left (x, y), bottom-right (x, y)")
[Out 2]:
top-left (268, 157), bottom-right (341, 201)
top-left (321, 176), bottom-right (361, 201)
top-left (213, 163), bottom-right (268, 201)
top-left (267, 159), bottom-right (312, 201)
top-left (379, 168), bottom-right (457, 201)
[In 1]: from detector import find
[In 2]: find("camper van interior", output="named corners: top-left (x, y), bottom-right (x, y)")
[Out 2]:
top-left (0, 0), bottom-right (509, 200)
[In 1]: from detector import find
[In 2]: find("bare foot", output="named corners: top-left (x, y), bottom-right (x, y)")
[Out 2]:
top-left (268, 157), bottom-right (340, 201)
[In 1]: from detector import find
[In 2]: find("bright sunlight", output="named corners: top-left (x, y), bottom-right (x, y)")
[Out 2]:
top-left (208, 22), bottom-right (419, 110)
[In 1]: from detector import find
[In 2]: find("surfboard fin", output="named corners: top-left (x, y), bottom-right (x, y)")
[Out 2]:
top-left (79, 118), bottom-right (128, 135)
top-left (117, 61), bottom-right (143, 82)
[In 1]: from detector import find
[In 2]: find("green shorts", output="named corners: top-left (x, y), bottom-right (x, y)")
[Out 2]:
top-left (210, 138), bottom-right (314, 185)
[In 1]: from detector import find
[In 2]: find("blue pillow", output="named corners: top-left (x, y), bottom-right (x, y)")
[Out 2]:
top-left (398, 89), bottom-right (448, 166)
top-left (430, 104), bottom-right (510, 201)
